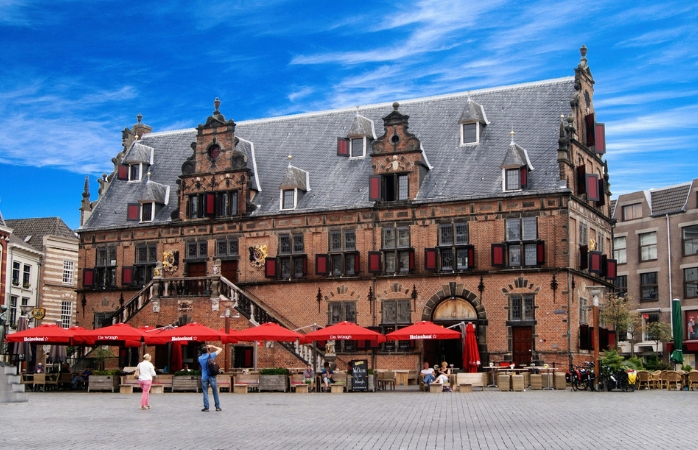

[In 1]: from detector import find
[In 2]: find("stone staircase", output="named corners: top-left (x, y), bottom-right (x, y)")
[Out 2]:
top-left (0, 362), bottom-right (28, 403)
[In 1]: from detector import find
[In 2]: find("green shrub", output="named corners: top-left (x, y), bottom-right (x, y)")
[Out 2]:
top-left (259, 368), bottom-right (290, 375)
top-left (174, 370), bottom-right (201, 376)
top-left (625, 356), bottom-right (644, 370)
top-left (92, 369), bottom-right (121, 376)
top-left (644, 354), bottom-right (672, 371)
top-left (681, 364), bottom-right (693, 372)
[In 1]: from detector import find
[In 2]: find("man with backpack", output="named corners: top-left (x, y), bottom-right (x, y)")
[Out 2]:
top-left (198, 344), bottom-right (223, 412)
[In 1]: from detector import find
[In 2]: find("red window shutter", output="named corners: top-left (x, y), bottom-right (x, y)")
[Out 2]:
top-left (122, 266), bottom-right (134, 285)
top-left (127, 203), bottom-right (140, 221)
top-left (576, 166), bottom-right (586, 195)
top-left (589, 251), bottom-right (603, 274)
top-left (606, 259), bottom-right (617, 280)
top-left (368, 251), bottom-right (382, 273)
top-left (579, 245), bottom-right (588, 270)
top-left (300, 255), bottom-right (308, 276)
top-left (520, 167), bottom-right (528, 188)
top-left (337, 138), bottom-right (350, 157)
top-left (536, 241), bottom-right (545, 265)
top-left (205, 193), bottom-right (215, 216)
top-left (594, 123), bottom-right (606, 154)
top-left (408, 248), bottom-right (415, 272)
top-left (369, 175), bottom-right (381, 202)
top-left (585, 113), bottom-right (595, 147)
top-left (83, 269), bottom-right (94, 287)
top-left (467, 246), bottom-right (475, 269)
top-left (352, 252), bottom-right (360, 274)
top-left (585, 174), bottom-right (599, 201)
top-left (491, 244), bottom-right (505, 267)
top-left (117, 165), bottom-right (129, 180)
top-left (597, 178), bottom-right (606, 206)
top-left (424, 248), bottom-right (438, 271)
top-left (264, 258), bottom-right (277, 278)
top-left (316, 254), bottom-right (329, 275)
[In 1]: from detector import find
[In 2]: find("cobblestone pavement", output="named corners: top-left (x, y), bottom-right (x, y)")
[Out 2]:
top-left (1, 387), bottom-right (689, 449)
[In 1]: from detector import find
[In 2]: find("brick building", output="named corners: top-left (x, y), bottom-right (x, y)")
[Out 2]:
top-left (612, 178), bottom-right (698, 366)
top-left (77, 46), bottom-right (615, 373)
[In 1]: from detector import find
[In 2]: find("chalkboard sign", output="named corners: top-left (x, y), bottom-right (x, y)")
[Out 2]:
top-left (350, 359), bottom-right (368, 391)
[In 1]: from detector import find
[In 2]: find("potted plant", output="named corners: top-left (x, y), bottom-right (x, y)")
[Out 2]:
top-left (259, 368), bottom-right (289, 392)
top-left (88, 369), bottom-right (120, 392)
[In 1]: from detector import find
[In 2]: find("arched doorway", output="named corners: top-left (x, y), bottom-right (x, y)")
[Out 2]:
top-left (421, 285), bottom-right (486, 369)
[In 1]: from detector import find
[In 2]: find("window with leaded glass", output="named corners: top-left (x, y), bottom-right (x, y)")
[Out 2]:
top-left (510, 294), bottom-right (534, 321)
top-left (502, 217), bottom-right (541, 267)
top-left (133, 243), bottom-right (157, 286)
top-left (382, 226), bottom-right (413, 274)
top-left (141, 202), bottom-right (153, 222)
top-left (94, 246), bottom-right (117, 288)
top-left (436, 223), bottom-right (472, 271)
top-left (276, 233), bottom-right (306, 279)
top-left (579, 297), bottom-right (588, 325)
top-left (328, 301), bottom-right (357, 324)
top-left (462, 123), bottom-right (478, 144)
top-left (381, 300), bottom-right (411, 325)
top-left (216, 237), bottom-right (239, 257)
top-left (324, 230), bottom-right (358, 277)
top-left (281, 189), bottom-right (295, 210)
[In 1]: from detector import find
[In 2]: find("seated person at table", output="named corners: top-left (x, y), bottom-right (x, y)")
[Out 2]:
top-left (321, 362), bottom-right (333, 391)
top-left (181, 364), bottom-right (191, 372)
top-left (421, 361), bottom-right (436, 389)
top-left (35, 363), bottom-right (45, 373)
top-left (60, 363), bottom-right (71, 373)
top-left (303, 364), bottom-right (315, 391)
top-left (71, 367), bottom-right (92, 389)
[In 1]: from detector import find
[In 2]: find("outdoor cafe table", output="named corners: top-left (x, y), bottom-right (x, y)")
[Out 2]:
top-left (527, 366), bottom-right (556, 389)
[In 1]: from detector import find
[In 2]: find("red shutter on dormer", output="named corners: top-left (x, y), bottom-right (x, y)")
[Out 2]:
top-left (520, 166), bottom-right (528, 188)
top-left (594, 123), bottom-right (606, 154)
top-left (408, 248), bottom-right (415, 272)
top-left (122, 266), bottom-right (134, 285)
top-left (83, 269), bottom-right (94, 287)
top-left (353, 252), bottom-right (361, 274)
top-left (264, 258), bottom-right (277, 278)
top-left (205, 193), bottom-right (215, 216)
top-left (316, 254), bottom-right (329, 276)
top-left (467, 246), bottom-right (475, 269)
top-left (586, 174), bottom-right (600, 201)
top-left (606, 259), bottom-right (617, 280)
top-left (368, 251), bottom-right (382, 273)
top-left (127, 203), bottom-right (140, 221)
top-left (585, 113), bottom-right (595, 147)
top-left (369, 175), bottom-right (381, 202)
top-left (589, 251), bottom-right (603, 274)
top-left (579, 245), bottom-right (588, 270)
top-left (337, 138), bottom-right (349, 157)
top-left (576, 166), bottom-right (586, 195)
top-left (424, 248), bottom-right (438, 271)
top-left (597, 178), bottom-right (606, 206)
top-left (536, 241), bottom-right (545, 265)
top-left (117, 165), bottom-right (129, 180)
top-left (491, 244), bottom-right (505, 267)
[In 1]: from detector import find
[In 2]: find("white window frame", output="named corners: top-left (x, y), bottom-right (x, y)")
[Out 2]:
top-left (503, 168), bottom-right (521, 191)
top-left (614, 236), bottom-right (627, 264)
top-left (460, 122), bottom-right (480, 146)
top-left (141, 202), bottom-right (155, 223)
top-left (128, 163), bottom-right (142, 181)
top-left (60, 301), bottom-right (72, 328)
top-left (280, 188), bottom-right (297, 210)
top-left (349, 137), bottom-right (366, 158)
top-left (640, 232), bottom-right (657, 261)
top-left (62, 260), bottom-right (75, 286)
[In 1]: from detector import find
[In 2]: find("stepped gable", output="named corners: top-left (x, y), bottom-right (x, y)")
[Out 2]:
top-left (81, 77), bottom-right (575, 230)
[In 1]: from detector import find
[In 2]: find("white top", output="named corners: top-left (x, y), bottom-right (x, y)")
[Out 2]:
top-left (137, 360), bottom-right (157, 381)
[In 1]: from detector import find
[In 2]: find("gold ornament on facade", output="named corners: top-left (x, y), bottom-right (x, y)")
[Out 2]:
top-left (163, 251), bottom-right (178, 273)
top-left (588, 238), bottom-right (596, 251)
top-left (249, 244), bottom-right (268, 268)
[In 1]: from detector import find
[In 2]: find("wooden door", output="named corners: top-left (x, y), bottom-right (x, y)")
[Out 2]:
top-left (187, 262), bottom-right (206, 277)
top-left (512, 326), bottom-right (532, 367)
top-left (221, 260), bottom-right (238, 282)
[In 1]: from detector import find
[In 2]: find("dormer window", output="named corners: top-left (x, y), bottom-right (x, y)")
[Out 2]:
top-left (461, 123), bottom-right (480, 145)
top-left (141, 202), bottom-right (154, 222)
top-left (501, 132), bottom-right (533, 192)
top-left (369, 173), bottom-right (409, 202)
top-left (351, 137), bottom-right (365, 158)
top-left (505, 168), bottom-right (525, 191)
top-left (281, 189), bottom-right (296, 210)
top-left (130, 164), bottom-right (141, 181)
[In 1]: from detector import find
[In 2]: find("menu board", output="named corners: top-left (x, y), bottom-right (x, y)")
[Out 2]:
top-left (350, 359), bottom-right (368, 391)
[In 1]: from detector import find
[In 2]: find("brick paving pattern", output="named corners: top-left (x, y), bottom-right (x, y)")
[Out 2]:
top-left (3, 387), bottom-right (688, 449)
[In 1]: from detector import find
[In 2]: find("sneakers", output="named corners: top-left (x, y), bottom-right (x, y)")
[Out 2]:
top-left (140, 406), bottom-right (147, 410)
top-left (146, 405), bottom-right (151, 409)
top-left (215, 407), bottom-right (222, 412)
top-left (201, 408), bottom-right (209, 412)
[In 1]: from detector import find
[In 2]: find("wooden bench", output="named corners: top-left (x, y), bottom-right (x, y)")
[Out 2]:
top-left (150, 384), bottom-right (164, 394)
top-left (429, 382), bottom-right (443, 392)
top-left (291, 383), bottom-right (309, 393)
top-left (119, 384), bottom-right (134, 394)
top-left (120, 375), bottom-right (141, 393)
top-left (233, 384), bottom-right (249, 394)
top-left (157, 374), bottom-right (173, 392)
top-left (330, 384), bottom-right (345, 393)
top-left (216, 374), bottom-right (232, 392)
top-left (289, 374), bottom-right (312, 393)
top-left (456, 373), bottom-right (485, 391)
top-left (234, 374), bottom-right (260, 393)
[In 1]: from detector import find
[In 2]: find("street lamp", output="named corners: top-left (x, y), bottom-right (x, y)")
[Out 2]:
top-left (220, 292), bottom-right (239, 372)
top-left (587, 286), bottom-right (605, 382)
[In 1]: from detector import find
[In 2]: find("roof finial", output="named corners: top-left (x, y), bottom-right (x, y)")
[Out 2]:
top-left (137, 113), bottom-right (142, 124)
top-left (214, 98), bottom-right (221, 115)
top-left (355, 106), bottom-right (360, 117)
top-left (579, 44), bottom-right (588, 68)
top-left (510, 129), bottom-right (516, 145)
top-left (287, 154), bottom-right (292, 167)
top-left (147, 171), bottom-right (152, 181)
top-left (392, 101), bottom-right (399, 111)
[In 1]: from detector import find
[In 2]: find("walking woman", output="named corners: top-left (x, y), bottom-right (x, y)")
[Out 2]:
top-left (137, 354), bottom-right (157, 410)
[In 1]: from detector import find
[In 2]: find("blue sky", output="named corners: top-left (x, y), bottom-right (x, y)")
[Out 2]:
top-left (1, 1), bottom-right (696, 230)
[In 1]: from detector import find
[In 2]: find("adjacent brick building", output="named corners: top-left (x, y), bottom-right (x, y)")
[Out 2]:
top-left (77, 46), bottom-right (616, 373)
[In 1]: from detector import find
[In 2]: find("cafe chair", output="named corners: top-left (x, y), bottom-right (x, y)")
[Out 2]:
top-left (666, 371), bottom-right (682, 390)
top-left (377, 371), bottom-right (396, 391)
top-left (636, 370), bottom-right (651, 390)
top-left (687, 371), bottom-right (698, 391)
top-left (32, 373), bottom-right (47, 392)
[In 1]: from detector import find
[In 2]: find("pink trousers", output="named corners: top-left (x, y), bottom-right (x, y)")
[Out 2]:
top-left (138, 380), bottom-right (152, 408)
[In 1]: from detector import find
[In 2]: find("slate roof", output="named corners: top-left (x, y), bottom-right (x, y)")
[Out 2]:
top-left (649, 183), bottom-right (692, 216)
top-left (82, 77), bottom-right (576, 231)
top-left (4, 217), bottom-right (77, 252)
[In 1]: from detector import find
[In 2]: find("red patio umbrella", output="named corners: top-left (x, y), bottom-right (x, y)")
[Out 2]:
top-left (235, 322), bottom-right (303, 342)
top-left (5, 324), bottom-right (74, 345)
top-left (170, 340), bottom-right (184, 373)
top-left (303, 321), bottom-right (386, 343)
top-left (385, 321), bottom-right (461, 341)
top-left (218, 328), bottom-right (239, 345)
top-left (72, 322), bottom-right (146, 346)
top-left (143, 322), bottom-right (223, 345)
top-left (463, 322), bottom-right (481, 373)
